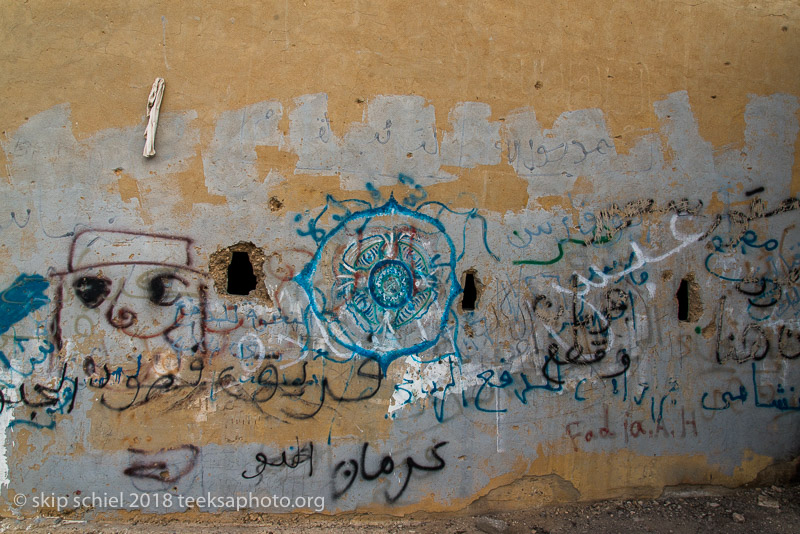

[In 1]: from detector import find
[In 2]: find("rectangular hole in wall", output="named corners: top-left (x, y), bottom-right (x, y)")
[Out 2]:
top-left (227, 251), bottom-right (257, 295)
top-left (461, 272), bottom-right (477, 311)
top-left (677, 278), bottom-right (689, 322)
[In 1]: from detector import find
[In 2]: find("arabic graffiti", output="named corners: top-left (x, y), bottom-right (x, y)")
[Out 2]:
top-left (242, 440), bottom-right (314, 478)
top-left (0, 182), bottom-right (798, 511)
top-left (331, 441), bottom-right (448, 503)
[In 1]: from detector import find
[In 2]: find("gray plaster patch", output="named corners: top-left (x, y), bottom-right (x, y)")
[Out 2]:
top-left (440, 102), bottom-right (501, 168)
top-left (203, 100), bottom-right (284, 200)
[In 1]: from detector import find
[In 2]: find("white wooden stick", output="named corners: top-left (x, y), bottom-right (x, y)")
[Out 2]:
top-left (143, 77), bottom-right (165, 157)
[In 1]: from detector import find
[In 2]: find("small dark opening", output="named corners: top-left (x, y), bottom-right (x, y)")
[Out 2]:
top-left (677, 278), bottom-right (689, 322)
top-left (227, 251), bottom-right (257, 295)
top-left (462, 272), bottom-right (477, 311)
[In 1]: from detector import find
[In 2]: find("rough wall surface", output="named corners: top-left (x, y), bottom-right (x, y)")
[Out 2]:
top-left (1, 0), bottom-right (799, 518)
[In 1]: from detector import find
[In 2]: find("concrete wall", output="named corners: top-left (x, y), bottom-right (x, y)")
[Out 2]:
top-left (1, 0), bottom-right (799, 517)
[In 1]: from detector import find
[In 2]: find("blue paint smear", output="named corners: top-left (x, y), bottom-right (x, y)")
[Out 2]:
top-left (0, 274), bottom-right (50, 337)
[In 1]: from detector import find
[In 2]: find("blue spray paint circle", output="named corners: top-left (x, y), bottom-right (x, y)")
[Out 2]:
top-left (294, 196), bottom-right (461, 372)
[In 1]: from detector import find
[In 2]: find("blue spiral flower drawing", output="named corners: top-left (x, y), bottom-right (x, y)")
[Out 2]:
top-left (295, 196), bottom-right (460, 372)
top-left (341, 234), bottom-right (437, 329)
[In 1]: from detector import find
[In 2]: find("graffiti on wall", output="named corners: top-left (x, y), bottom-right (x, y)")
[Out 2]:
top-left (0, 89), bottom-right (799, 513)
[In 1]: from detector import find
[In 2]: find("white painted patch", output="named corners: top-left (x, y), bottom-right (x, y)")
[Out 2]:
top-left (646, 282), bottom-right (657, 299)
top-left (0, 407), bottom-right (10, 490)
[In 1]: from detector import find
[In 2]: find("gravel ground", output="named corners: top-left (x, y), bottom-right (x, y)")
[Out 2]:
top-left (2, 483), bottom-right (799, 533)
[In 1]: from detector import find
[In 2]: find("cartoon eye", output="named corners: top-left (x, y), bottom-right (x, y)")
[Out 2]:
top-left (72, 276), bottom-right (112, 308)
top-left (148, 274), bottom-right (187, 306)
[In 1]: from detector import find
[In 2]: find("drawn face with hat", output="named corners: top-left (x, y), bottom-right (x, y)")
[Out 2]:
top-left (52, 230), bottom-right (208, 368)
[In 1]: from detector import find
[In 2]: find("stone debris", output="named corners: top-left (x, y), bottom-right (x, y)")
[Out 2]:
top-left (2, 483), bottom-right (799, 533)
top-left (475, 516), bottom-right (508, 534)
top-left (757, 495), bottom-right (780, 509)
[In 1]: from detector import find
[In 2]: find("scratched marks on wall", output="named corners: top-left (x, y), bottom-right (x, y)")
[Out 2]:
top-left (0, 89), bottom-right (799, 513)
top-left (4, 92), bottom-right (796, 218)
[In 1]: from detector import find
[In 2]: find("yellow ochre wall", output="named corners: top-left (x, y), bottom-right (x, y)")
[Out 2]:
top-left (0, 0), bottom-right (799, 518)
